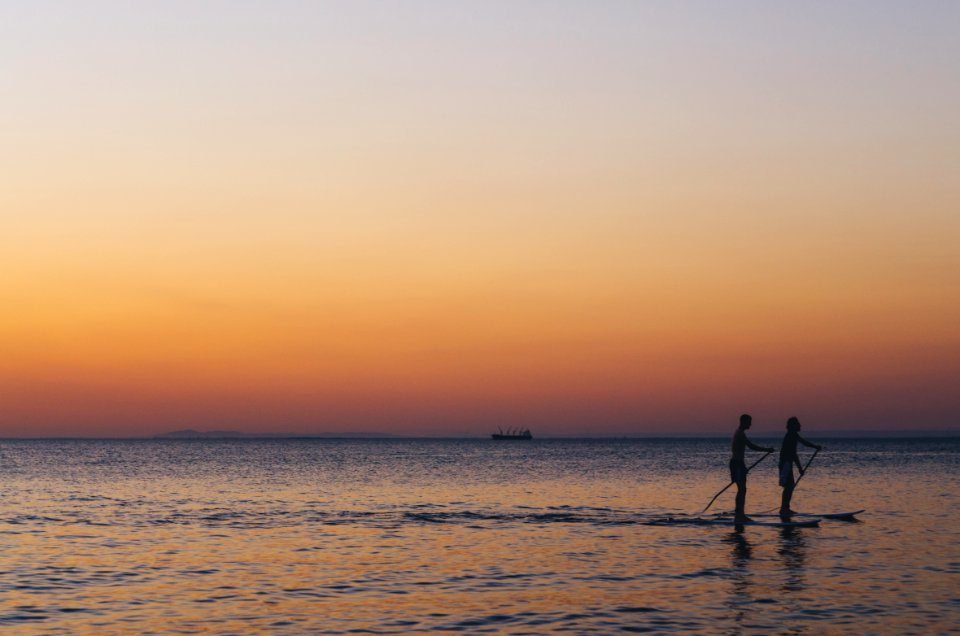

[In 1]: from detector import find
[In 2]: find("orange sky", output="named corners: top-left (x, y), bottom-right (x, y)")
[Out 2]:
top-left (1, 3), bottom-right (958, 436)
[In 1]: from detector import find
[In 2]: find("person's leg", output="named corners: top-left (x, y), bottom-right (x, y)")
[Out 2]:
top-left (780, 469), bottom-right (796, 515)
top-left (735, 474), bottom-right (748, 520)
top-left (780, 484), bottom-right (793, 515)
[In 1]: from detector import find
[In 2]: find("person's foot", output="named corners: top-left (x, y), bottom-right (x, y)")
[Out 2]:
top-left (734, 515), bottom-right (753, 523)
top-left (779, 509), bottom-right (793, 518)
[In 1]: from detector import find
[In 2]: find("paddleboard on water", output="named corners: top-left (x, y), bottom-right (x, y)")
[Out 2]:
top-left (748, 510), bottom-right (864, 521)
top-left (658, 517), bottom-right (820, 528)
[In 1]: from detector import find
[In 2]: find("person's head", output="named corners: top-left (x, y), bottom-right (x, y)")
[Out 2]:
top-left (787, 416), bottom-right (800, 432)
top-left (739, 413), bottom-right (752, 430)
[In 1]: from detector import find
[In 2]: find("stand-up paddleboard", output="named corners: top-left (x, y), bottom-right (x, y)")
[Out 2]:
top-left (655, 516), bottom-right (819, 528)
top-left (746, 510), bottom-right (864, 521)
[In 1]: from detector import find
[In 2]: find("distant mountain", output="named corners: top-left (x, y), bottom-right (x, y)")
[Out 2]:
top-left (154, 429), bottom-right (400, 439)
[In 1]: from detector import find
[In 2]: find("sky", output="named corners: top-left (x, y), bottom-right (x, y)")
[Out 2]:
top-left (1, 1), bottom-right (958, 437)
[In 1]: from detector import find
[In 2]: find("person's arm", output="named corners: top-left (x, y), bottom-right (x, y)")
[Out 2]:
top-left (746, 437), bottom-right (775, 453)
top-left (794, 453), bottom-right (804, 474)
top-left (798, 434), bottom-right (823, 451)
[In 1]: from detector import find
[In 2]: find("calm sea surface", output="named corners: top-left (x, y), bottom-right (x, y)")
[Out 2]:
top-left (1, 438), bottom-right (958, 634)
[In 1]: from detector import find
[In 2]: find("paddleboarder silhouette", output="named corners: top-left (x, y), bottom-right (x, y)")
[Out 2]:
top-left (730, 414), bottom-right (774, 522)
top-left (778, 416), bottom-right (822, 517)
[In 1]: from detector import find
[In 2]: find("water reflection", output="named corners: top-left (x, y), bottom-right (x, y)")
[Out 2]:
top-left (725, 528), bottom-right (754, 631)
top-left (778, 526), bottom-right (807, 593)
top-left (776, 526), bottom-right (811, 634)
top-left (724, 526), bottom-right (813, 634)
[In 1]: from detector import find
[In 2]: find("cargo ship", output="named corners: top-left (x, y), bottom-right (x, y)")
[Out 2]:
top-left (491, 427), bottom-right (533, 440)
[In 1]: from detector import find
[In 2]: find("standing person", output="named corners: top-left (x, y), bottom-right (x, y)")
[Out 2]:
top-left (731, 414), bottom-right (774, 522)
top-left (779, 416), bottom-right (822, 517)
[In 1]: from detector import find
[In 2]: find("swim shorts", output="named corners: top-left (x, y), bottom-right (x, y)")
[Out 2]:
top-left (729, 459), bottom-right (747, 483)
top-left (779, 462), bottom-right (795, 487)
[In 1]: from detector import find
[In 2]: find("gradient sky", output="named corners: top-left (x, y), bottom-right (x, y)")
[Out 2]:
top-left (2, 1), bottom-right (958, 436)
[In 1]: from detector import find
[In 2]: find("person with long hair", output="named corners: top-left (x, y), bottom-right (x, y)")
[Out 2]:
top-left (779, 416), bottom-right (822, 517)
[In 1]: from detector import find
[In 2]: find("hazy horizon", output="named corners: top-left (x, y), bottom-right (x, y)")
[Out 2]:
top-left (2, 2), bottom-right (958, 437)
top-left (3, 426), bottom-right (958, 440)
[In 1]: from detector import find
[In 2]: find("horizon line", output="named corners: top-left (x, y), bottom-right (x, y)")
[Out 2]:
top-left (2, 430), bottom-right (958, 441)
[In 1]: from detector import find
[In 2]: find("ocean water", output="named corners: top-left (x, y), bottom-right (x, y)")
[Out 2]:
top-left (0, 437), bottom-right (958, 634)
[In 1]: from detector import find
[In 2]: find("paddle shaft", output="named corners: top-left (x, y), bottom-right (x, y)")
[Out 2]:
top-left (791, 447), bottom-right (820, 492)
top-left (702, 451), bottom-right (771, 513)
top-left (756, 447), bottom-right (822, 514)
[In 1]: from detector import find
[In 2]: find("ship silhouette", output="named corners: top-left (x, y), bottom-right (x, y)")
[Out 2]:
top-left (491, 427), bottom-right (533, 440)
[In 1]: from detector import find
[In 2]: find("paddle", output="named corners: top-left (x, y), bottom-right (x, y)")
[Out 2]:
top-left (791, 447), bottom-right (820, 493)
top-left (757, 446), bottom-right (822, 514)
top-left (702, 450), bottom-right (772, 514)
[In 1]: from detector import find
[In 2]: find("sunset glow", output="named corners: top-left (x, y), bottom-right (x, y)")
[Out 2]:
top-left (2, 2), bottom-right (958, 436)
